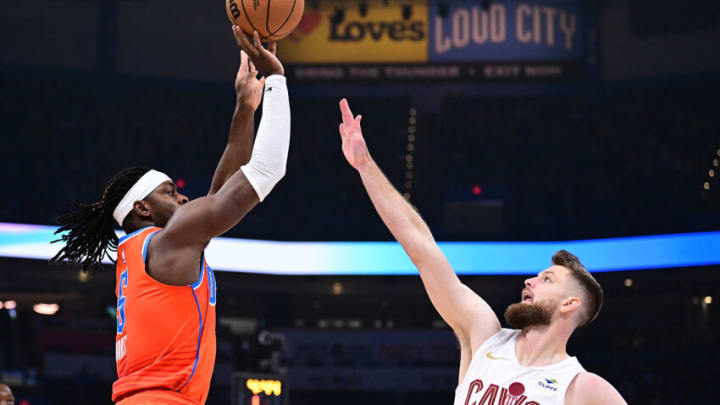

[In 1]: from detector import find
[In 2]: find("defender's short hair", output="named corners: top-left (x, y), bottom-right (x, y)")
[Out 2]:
top-left (552, 250), bottom-right (603, 327)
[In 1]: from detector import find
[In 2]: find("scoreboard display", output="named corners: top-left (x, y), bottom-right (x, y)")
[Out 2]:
top-left (232, 373), bottom-right (288, 405)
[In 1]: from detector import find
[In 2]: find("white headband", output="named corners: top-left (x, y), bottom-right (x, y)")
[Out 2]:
top-left (113, 170), bottom-right (172, 226)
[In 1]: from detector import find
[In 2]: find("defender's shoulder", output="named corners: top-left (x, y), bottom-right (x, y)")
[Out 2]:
top-left (565, 372), bottom-right (627, 405)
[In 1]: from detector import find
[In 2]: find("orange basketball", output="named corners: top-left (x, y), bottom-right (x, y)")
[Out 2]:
top-left (226, 0), bottom-right (305, 41)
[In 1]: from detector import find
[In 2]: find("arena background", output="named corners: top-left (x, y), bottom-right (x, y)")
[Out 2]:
top-left (1, 0), bottom-right (719, 403)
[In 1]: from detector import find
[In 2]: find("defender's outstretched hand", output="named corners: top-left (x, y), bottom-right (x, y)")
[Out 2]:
top-left (232, 26), bottom-right (284, 77)
top-left (339, 98), bottom-right (371, 171)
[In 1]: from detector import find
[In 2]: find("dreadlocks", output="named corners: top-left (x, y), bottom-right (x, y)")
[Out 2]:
top-left (51, 166), bottom-right (151, 272)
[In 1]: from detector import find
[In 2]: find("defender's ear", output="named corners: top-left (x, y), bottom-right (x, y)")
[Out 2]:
top-left (559, 296), bottom-right (582, 316)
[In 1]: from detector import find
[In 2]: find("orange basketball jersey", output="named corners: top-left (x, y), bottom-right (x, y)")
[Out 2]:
top-left (112, 226), bottom-right (217, 404)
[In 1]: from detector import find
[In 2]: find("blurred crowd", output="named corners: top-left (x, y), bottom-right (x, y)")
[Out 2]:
top-left (2, 76), bottom-right (719, 241)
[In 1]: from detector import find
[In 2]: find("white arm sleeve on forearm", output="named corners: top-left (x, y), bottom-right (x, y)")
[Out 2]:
top-left (240, 75), bottom-right (290, 202)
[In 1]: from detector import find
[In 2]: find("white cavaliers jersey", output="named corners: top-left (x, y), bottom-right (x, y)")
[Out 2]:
top-left (454, 329), bottom-right (585, 405)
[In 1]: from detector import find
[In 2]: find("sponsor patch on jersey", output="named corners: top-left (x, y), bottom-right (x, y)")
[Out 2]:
top-left (538, 377), bottom-right (559, 392)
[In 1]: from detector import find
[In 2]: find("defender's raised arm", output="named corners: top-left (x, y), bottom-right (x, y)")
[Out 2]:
top-left (337, 99), bottom-right (500, 380)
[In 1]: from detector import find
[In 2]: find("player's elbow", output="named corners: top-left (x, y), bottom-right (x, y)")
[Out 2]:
top-left (241, 154), bottom-right (288, 202)
top-left (262, 159), bottom-right (287, 192)
top-left (405, 237), bottom-right (441, 267)
top-left (275, 162), bottom-right (287, 182)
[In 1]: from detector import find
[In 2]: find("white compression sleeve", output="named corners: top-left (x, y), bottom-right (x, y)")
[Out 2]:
top-left (240, 75), bottom-right (290, 202)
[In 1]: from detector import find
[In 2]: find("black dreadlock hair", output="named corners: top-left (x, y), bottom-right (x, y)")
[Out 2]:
top-left (51, 166), bottom-right (152, 273)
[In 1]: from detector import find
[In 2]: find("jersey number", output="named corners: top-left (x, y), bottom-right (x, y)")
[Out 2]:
top-left (117, 269), bottom-right (128, 334)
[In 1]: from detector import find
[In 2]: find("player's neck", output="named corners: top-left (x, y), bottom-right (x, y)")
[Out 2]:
top-left (123, 218), bottom-right (157, 234)
top-left (515, 323), bottom-right (572, 368)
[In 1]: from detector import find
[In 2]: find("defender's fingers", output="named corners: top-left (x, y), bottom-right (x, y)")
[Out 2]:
top-left (269, 42), bottom-right (277, 55)
top-left (249, 60), bottom-right (256, 74)
top-left (355, 115), bottom-right (362, 126)
top-left (339, 123), bottom-right (348, 141)
top-left (339, 98), bottom-right (354, 124)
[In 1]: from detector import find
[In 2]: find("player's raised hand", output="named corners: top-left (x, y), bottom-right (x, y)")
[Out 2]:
top-left (232, 26), bottom-right (284, 77)
top-left (234, 50), bottom-right (265, 111)
top-left (338, 98), bottom-right (371, 171)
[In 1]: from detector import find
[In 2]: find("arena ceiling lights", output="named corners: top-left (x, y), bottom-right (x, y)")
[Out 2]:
top-left (0, 222), bottom-right (717, 275)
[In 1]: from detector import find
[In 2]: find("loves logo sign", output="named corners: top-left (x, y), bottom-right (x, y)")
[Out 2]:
top-left (329, 18), bottom-right (425, 42)
top-left (278, 1), bottom-right (429, 63)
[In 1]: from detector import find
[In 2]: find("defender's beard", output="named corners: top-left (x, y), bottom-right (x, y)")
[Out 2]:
top-left (504, 299), bottom-right (556, 329)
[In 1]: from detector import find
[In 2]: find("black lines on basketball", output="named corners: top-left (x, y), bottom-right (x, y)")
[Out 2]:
top-left (241, 0), bottom-right (263, 39)
top-left (265, 0), bottom-right (298, 39)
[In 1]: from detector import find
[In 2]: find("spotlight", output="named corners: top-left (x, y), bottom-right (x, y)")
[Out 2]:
top-left (332, 282), bottom-right (343, 295)
top-left (34, 303), bottom-right (59, 315)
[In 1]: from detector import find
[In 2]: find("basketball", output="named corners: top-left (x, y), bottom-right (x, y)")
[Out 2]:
top-left (226, 0), bottom-right (305, 41)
